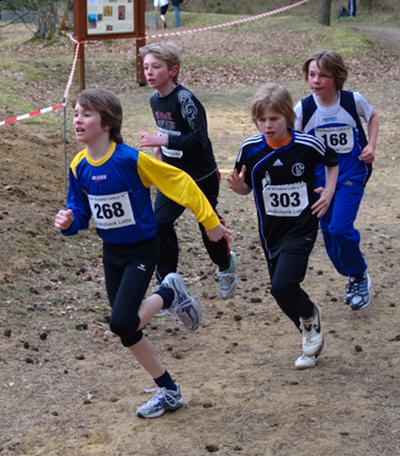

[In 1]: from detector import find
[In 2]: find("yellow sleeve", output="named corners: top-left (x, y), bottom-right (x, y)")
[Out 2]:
top-left (137, 151), bottom-right (220, 231)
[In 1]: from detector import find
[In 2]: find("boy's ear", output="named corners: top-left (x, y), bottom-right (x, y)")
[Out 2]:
top-left (170, 64), bottom-right (180, 78)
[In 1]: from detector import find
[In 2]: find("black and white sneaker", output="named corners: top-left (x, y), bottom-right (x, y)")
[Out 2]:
top-left (136, 385), bottom-right (184, 419)
top-left (161, 273), bottom-right (202, 331)
top-left (294, 354), bottom-right (317, 370)
top-left (299, 305), bottom-right (324, 357)
top-left (350, 273), bottom-right (371, 311)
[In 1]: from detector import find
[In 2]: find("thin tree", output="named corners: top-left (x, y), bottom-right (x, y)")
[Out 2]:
top-left (319, 0), bottom-right (331, 26)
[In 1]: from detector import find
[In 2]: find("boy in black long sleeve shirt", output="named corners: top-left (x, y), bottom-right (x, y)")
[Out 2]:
top-left (140, 42), bottom-right (237, 300)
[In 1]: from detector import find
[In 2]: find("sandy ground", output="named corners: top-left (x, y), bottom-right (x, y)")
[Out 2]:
top-left (1, 17), bottom-right (400, 456)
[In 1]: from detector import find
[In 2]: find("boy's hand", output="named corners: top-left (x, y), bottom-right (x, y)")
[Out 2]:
top-left (311, 187), bottom-right (333, 218)
top-left (228, 165), bottom-right (251, 195)
top-left (359, 144), bottom-right (375, 164)
top-left (140, 132), bottom-right (168, 148)
top-left (55, 209), bottom-right (74, 231)
top-left (206, 224), bottom-right (232, 243)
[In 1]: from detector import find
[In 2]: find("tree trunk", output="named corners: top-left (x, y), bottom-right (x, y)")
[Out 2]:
top-left (318, 0), bottom-right (331, 26)
top-left (36, 3), bottom-right (58, 39)
top-left (59, 0), bottom-right (70, 31)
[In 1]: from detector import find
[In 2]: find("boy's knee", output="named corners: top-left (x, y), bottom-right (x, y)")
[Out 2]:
top-left (109, 314), bottom-right (141, 343)
top-left (328, 222), bottom-right (353, 240)
top-left (270, 281), bottom-right (296, 302)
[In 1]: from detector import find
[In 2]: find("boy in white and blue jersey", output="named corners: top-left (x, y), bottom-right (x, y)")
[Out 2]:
top-left (295, 51), bottom-right (379, 311)
top-left (229, 84), bottom-right (338, 369)
top-left (55, 87), bottom-right (232, 419)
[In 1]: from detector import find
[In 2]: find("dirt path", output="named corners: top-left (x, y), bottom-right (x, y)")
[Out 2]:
top-left (1, 13), bottom-right (400, 456)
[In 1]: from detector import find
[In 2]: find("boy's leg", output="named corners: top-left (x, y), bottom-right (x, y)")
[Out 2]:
top-left (320, 180), bottom-right (370, 309)
top-left (154, 191), bottom-right (185, 282)
top-left (103, 241), bottom-right (157, 348)
top-left (197, 171), bottom-right (237, 299)
top-left (269, 247), bottom-right (324, 362)
top-left (320, 180), bottom-right (367, 277)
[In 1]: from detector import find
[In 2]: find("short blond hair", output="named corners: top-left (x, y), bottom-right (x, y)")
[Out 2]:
top-left (251, 83), bottom-right (295, 129)
top-left (139, 41), bottom-right (181, 83)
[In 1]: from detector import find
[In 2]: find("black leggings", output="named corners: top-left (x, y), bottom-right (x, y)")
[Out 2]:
top-left (103, 238), bottom-right (159, 347)
top-left (154, 170), bottom-right (230, 281)
top-left (267, 249), bottom-right (316, 331)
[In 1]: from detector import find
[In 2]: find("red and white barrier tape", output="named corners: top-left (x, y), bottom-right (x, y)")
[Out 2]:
top-left (0, 0), bottom-right (309, 127)
top-left (0, 35), bottom-right (82, 127)
top-left (145, 0), bottom-right (310, 40)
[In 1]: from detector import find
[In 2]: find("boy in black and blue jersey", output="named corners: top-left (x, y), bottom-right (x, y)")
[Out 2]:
top-left (229, 84), bottom-right (338, 369)
top-left (55, 87), bottom-right (231, 419)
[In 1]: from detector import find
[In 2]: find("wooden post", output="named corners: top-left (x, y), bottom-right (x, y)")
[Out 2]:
top-left (73, 0), bottom-right (86, 90)
top-left (136, 0), bottom-right (146, 86)
top-left (78, 42), bottom-right (86, 91)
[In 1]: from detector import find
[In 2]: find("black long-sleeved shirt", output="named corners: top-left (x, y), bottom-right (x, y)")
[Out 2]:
top-left (149, 84), bottom-right (217, 181)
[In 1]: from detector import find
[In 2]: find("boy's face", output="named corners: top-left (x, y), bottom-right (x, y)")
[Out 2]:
top-left (307, 60), bottom-right (336, 97)
top-left (143, 53), bottom-right (179, 93)
top-left (256, 106), bottom-right (288, 142)
top-left (73, 103), bottom-right (109, 145)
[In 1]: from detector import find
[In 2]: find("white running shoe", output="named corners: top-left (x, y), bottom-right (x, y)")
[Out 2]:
top-left (299, 305), bottom-right (324, 357)
top-left (217, 251), bottom-right (237, 300)
top-left (136, 385), bottom-right (184, 419)
top-left (294, 354), bottom-right (317, 370)
top-left (154, 308), bottom-right (169, 318)
top-left (161, 273), bottom-right (202, 331)
top-left (350, 273), bottom-right (371, 311)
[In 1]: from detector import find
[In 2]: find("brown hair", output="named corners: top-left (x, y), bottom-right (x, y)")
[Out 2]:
top-left (72, 87), bottom-right (123, 143)
top-left (302, 50), bottom-right (348, 90)
top-left (251, 83), bottom-right (295, 129)
top-left (139, 41), bottom-right (181, 83)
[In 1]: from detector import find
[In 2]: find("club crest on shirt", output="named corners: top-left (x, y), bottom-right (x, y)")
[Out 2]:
top-left (262, 171), bottom-right (271, 188)
top-left (291, 163), bottom-right (305, 177)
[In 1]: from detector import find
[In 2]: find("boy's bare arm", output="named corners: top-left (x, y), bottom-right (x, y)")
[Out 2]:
top-left (360, 110), bottom-right (379, 164)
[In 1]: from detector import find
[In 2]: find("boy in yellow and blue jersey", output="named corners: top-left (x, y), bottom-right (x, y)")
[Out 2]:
top-left (55, 87), bottom-right (231, 419)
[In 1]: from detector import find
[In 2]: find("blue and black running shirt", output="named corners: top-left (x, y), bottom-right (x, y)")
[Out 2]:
top-left (235, 131), bottom-right (338, 258)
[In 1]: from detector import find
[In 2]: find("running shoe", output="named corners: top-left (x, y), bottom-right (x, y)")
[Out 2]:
top-left (154, 308), bottom-right (169, 318)
top-left (136, 385), bottom-right (184, 419)
top-left (299, 305), bottom-right (324, 357)
top-left (217, 251), bottom-right (237, 300)
top-left (294, 354), bottom-right (317, 370)
top-left (350, 273), bottom-right (371, 311)
top-left (161, 273), bottom-right (202, 331)
top-left (344, 277), bottom-right (358, 305)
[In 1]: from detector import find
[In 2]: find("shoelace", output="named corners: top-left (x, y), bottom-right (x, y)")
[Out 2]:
top-left (217, 271), bottom-right (236, 289)
top-left (144, 388), bottom-right (179, 408)
top-left (170, 296), bottom-right (193, 323)
top-left (346, 278), bottom-right (358, 295)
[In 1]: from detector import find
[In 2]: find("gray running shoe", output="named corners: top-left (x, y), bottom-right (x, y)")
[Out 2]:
top-left (350, 273), bottom-right (371, 311)
top-left (217, 251), bottom-right (237, 300)
top-left (299, 305), bottom-right (324, 357)
top-left (136, 385), bottom-right (184, 419)
top-left (344, 277), bottom-right (358, 305)
top-left (161, 273), bottom-right (202, 331)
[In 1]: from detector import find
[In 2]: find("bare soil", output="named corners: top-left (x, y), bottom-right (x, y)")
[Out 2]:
top-left (1, 14), bottom-right (400, 456)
